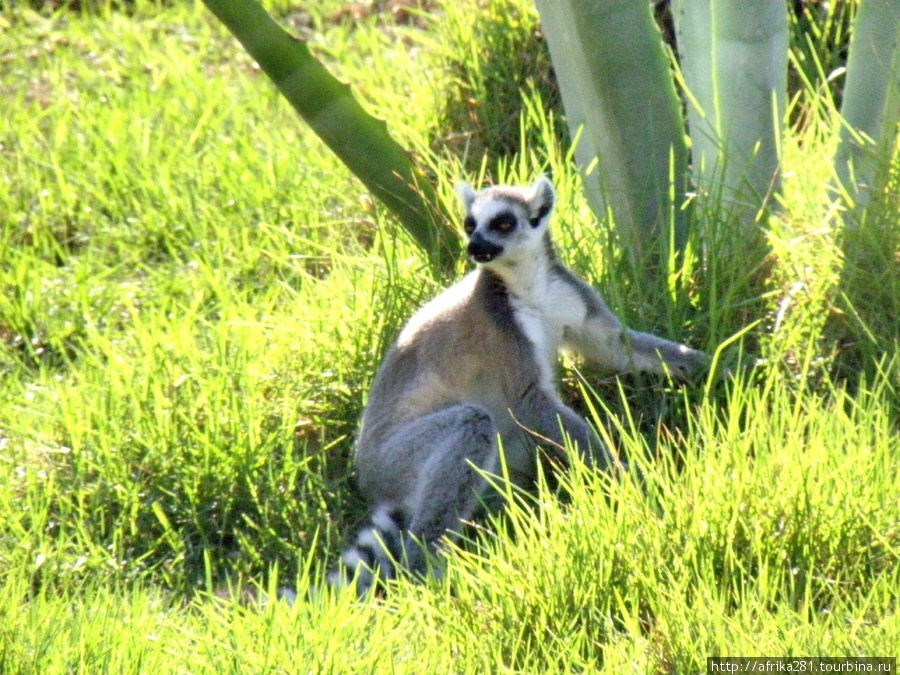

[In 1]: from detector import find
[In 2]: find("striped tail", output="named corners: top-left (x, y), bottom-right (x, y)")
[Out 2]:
top-left (327, 505), bottom-right (411, 596)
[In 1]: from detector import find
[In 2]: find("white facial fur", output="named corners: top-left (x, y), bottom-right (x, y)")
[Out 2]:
top-left (456, 177), bottom-right (556, 268)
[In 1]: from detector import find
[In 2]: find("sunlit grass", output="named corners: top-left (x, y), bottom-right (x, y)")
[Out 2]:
top-left (1, 0), bottom-right (898, 671)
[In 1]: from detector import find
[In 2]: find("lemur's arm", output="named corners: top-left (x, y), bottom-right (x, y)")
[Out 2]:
top-left (554, 266), bottom-right (708, 378)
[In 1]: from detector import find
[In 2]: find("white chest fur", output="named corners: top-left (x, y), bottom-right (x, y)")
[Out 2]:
top-left (504, 267), bottom-right (589, 392)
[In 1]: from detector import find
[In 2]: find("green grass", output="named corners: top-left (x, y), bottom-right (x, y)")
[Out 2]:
top-left (1, 0), bottom-right (898, 671)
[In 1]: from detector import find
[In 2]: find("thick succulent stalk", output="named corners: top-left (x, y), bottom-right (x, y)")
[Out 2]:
top-left (833, 0), bottom-right (900, 219)
top-left (535, 0), bottom-right (690, 260)
top-left (203, 0), bottom-right (460, 273)
top-left (673, 0), bottom-right (789, 227)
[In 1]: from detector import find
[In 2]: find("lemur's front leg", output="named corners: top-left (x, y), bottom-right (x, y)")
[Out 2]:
top-left (565, 295), bottom-right (707, 378)
top-left (621, 328), bottom-right (708, 378)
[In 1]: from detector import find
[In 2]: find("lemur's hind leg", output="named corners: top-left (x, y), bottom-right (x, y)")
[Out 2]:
top-left (405, 404), bottom-right (498, 540)
top-left (330, 405), bottom-right (497, 596)
top-left (514, 383), bottom-right (613, 471)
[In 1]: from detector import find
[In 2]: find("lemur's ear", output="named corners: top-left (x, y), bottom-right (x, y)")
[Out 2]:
top-left (528, 176), bottom-right (555, 228)
top-left (455, 182), bottom-right (477, 211)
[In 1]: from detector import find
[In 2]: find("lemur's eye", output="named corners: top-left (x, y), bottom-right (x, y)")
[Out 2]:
top-left (463, 216), bottom-right (476, 234)
top-left (489, 212), bottom-right (517, 233)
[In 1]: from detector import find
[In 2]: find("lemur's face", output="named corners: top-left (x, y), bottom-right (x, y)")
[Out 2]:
top-left (456, 178), bottom-right (555, 267)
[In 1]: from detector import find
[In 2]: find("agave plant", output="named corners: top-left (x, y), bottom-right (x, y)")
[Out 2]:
top-left (671, 0), bottom-right (788, 225)
top-left (204, 0), bottom-right (897, 266)
top-left (536, 0), bottom-right (898, 244)
top-left (202, 0), bottom-right (460, 274)
top-left (534, 0), bottom-right (690, 259)
top-left (832, 0), bottom-right (900, 219)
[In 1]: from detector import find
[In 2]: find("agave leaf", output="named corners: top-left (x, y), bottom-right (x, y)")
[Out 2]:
top-left (833, 0), bottom-right (900, 218)
top-left (202, 0), bottom-right (460, 273)
top-left (673, 0), bottom-right (788, 227)
top-left (535, 0), bottom-right (689, 260)
top-left (671, 0), bottom-right (715, 197)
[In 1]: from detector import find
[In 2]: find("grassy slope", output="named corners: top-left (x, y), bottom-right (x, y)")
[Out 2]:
top-left (1, 0), bottom-right (898, 671)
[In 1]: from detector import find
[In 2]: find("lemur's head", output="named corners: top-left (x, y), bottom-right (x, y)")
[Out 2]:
top-left (456, 176), bottom-right (555, 267)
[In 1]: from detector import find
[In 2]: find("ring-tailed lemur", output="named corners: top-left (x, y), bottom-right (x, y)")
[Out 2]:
top-left (329, 177), bottom-right (707, 595)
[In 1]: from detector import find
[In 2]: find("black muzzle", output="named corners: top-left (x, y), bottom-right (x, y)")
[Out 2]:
top-left (467, 233), bottom-right (503, 264)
